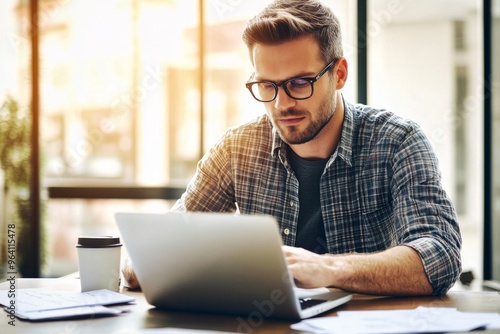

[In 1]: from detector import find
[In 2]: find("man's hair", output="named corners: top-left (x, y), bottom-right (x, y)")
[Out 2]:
top-left (242, 0), bottom-right (343, 64)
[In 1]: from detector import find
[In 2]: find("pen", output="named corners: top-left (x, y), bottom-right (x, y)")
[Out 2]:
top-left (234, 202), bottom-right (241, 216)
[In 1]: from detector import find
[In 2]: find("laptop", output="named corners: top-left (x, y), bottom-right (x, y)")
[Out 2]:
top-left (115, 211), bottom-right (352, 320)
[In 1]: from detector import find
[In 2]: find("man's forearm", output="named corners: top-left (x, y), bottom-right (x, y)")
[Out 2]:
top-left (284, 245), bottom-right (433, 295)
top-left (326, 245), bottom-right (433, 295)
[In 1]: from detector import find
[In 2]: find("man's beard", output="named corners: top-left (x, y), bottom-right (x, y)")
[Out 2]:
top-left (273, 92), bottom-right (337, 145)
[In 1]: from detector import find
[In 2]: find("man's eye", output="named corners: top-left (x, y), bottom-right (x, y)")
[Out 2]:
top-left (259, 82), bottom-right (275, 90)
top-left (289, 79), bottom-right (310, 89)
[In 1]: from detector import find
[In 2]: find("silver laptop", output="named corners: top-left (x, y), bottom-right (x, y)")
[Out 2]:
top-left (115, 211), bottom-right (352, 320)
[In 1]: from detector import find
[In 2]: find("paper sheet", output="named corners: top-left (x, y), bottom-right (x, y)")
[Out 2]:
top-left (15, 305), bottom-right (125, 321)
top-left (132, 329), bottom-right (238, 334)
top-left (291, 306), bottom-right (500, 334)
top-left (0, 288), bottom-right (134, 320)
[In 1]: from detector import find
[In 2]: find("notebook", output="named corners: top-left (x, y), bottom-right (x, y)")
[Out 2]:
top-left (115, 211), bottom-right (352, 320)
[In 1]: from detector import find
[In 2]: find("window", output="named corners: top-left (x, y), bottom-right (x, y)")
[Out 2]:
top-left (367, 0), bottom-right (483, 280)
top-left (0, 0), bottom-right (355, 277)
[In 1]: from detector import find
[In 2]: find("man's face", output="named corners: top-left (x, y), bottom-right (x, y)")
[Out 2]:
top-left (251, 36), bottom-right (337, 145)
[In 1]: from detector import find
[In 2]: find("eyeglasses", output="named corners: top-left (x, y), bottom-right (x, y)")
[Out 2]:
top-left (245, 59), bottom-right (336, 103)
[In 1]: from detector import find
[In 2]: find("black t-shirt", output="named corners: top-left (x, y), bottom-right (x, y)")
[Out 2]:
top-left (287, 147), bottom-right (328, 254)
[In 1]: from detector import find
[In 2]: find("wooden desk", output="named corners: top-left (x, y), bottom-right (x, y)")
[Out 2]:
top-left (1, 279), bottom-right (499, 334)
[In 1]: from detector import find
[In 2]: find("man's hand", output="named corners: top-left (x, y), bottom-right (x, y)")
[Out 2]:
top-left (282, 245), bottom-right (337, 289)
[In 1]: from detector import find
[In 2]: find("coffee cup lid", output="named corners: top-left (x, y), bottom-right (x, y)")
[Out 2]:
top-left (76, 236), bottom-right (122, 248)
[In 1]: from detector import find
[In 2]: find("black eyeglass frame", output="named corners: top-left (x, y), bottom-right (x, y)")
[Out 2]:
top-left (245, 59), bottom-right (337, 102)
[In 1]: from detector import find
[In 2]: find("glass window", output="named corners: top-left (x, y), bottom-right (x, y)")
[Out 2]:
top-left (2, 0), bottom-right (355, 188)
top-left (2, 0), bottom-right (202, 277)
top-left (0, 0), bottom-right (355, 277)
top-left (0, 0), bottom-right (32, 279)
top-left (368, 0), bottom-right (483, 281)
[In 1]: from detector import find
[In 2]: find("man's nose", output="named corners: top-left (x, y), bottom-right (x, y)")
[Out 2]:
top-left (274, 86), bottom-right (296, 111)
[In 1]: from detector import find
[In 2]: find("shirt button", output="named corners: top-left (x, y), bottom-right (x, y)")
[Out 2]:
top-left (290, 201), bottom-right (294, 207)
top-left (284, 228), bottom-right (290, 235)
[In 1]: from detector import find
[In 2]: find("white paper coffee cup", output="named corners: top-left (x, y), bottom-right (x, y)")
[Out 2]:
top-left (76, 236), bottom-right (122, 292)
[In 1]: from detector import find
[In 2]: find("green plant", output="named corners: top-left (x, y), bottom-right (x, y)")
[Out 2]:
top-left (0, 97), bottom-right (30, 188)
top-left (0, 96), bottom-right (45, 277)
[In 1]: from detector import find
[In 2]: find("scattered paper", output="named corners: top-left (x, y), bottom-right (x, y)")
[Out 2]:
top-left (132, 329), bottom-right (237, 333)
top-left (291, 307), bottom-right (500, 333)
top-left (0, 288), bottom-right (134, 321)
top-left (15, 305), bottom-right (125, 321)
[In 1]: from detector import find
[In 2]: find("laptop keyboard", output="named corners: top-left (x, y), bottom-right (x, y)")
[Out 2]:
top-left (299, 298), bottom-right (326, 310)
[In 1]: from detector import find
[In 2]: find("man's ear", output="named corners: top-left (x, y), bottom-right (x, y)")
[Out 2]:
top-left (334, 57), bottom-right (348, 90)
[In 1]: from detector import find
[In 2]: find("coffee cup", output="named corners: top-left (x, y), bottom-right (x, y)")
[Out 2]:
top-left (76, 236), bottom-right (122, 292)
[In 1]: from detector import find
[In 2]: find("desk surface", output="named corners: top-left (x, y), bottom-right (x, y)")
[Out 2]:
top-left (1, 279), bottom-right (500, 334)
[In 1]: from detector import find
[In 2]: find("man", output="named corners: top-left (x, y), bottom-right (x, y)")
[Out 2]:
top-left (126, 0), bottom-right (461, 295)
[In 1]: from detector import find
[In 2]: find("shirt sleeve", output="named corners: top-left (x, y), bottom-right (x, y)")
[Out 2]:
top-left (391, 126), bottom-right (462, 295)
top-left (170, 129), bottom-right (236, 213)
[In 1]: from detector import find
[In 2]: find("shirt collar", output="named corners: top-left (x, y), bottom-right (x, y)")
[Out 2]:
top-left (271, 125), bottom-right (282, 158)
top-left (269, 98), bottom-right (355, 167)
top-left (336, 99), bottom-right (354, 166)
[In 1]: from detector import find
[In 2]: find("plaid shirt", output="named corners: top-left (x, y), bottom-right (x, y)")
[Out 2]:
top-left (172, 100), bottom-right (462, 295)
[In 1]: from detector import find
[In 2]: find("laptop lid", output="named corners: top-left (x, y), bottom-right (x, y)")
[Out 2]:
top-left (115, 211), bottom-right (351, 320)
